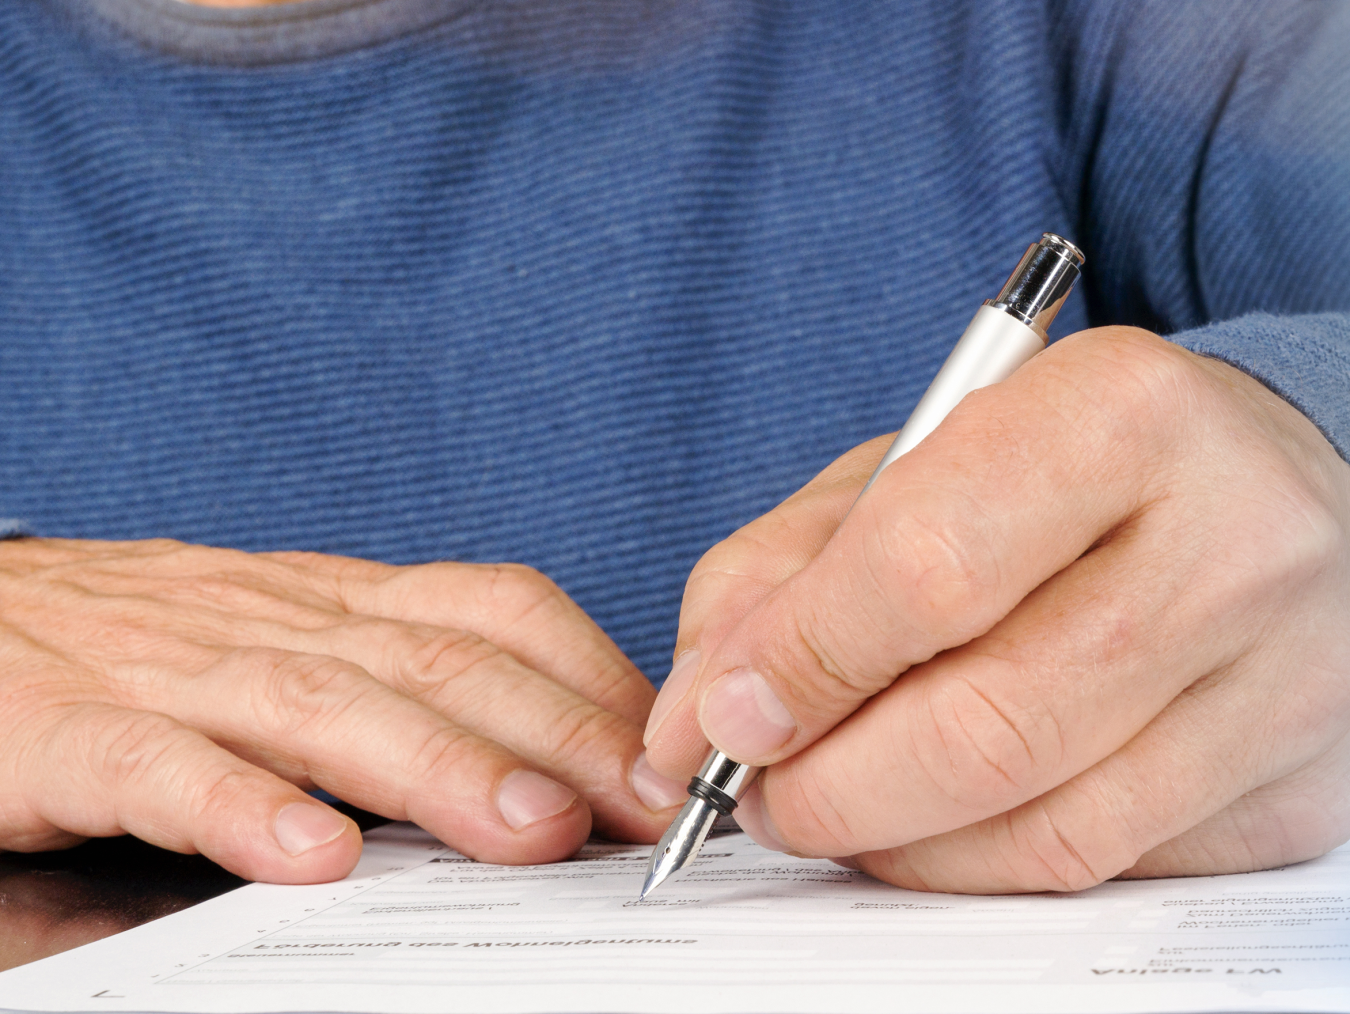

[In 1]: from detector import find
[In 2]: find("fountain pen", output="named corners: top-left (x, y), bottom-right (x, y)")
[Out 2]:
top-left (640, 232), bottom-right (1086, 900)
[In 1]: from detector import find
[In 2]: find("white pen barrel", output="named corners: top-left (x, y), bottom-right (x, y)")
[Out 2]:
top-left (859, 304), bottom-right (1045, 496)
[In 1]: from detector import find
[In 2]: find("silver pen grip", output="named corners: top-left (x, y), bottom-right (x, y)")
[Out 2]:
top-left (685, 750), bottom-right (762, 815)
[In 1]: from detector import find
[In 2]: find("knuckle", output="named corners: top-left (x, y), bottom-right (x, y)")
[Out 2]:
top-left (778, 765), bottom-right (868, 855)
top-left (87, 707), bottom-right (196, 790)
top-left (535, 703), bottom-right (631, 769)
top-left (478, 562), bottom-right (568, 624)
top-left (688, 524), bottom-right (783, 588)
top-left (1203, 470), bottom-right (1346, 621)
top-left (133, 537), bottom-right (190, 557)
top-left (491, 560), bottom-right (559, 596)
top-left (1076, 326), bottom-right (1193, 399)
top-left (1259, 486), bottom-right (1344, 589)
top-left (680, 520), bottom-right (809, 647)
top-left (784, 510), bottom-right (1007, 706)
top-left (686, 535), bottom-right (741, 585)
top-left (84, 613), bottom-right (175, 668)
top-left (0, 663), bottom-right (84, 720)
top-left (877, 508), bottom-right (1000, 639)
top-left (915, 676), bottom-right (1053, 811)
top-left (238, 648), bottom-right (376, 734)
top-left (406, 724), bottom-right (487, 784)
top-left (298, 549), bottom-right (390, 580)
top-left (188, 765), bottom-right (262, 823)
top-left (156, 539), bottom-right (241, 575)
top-left (1259, 766), bottom-right (1350, 866)
top-left (398, 626), bottom-right (503, 699)
top-left (1043, 328), bottom-right (1194, 457)
top-left (1006, 804), bottom-right (1114, 893)
top-left (793, 594), bottom-right (892, 702)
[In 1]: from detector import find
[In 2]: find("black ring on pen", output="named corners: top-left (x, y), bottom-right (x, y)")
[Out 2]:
top-left (687, 777), bottom-right (738, 816)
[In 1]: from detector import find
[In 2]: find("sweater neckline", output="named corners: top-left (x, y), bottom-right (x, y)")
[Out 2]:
top-left (77, 0), bottom-right (477, 66)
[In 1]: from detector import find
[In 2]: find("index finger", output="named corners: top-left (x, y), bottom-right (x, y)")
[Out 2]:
top-left (676, 434), bottom-right (894, 658)
top-left (652, 329), bottom-right (1180, 771)
top-left (642, 434), bottom-right (891, 775)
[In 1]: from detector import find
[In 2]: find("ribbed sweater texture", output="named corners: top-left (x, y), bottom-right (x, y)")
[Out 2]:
top-left (2, 0), bottom-right (1347, 682)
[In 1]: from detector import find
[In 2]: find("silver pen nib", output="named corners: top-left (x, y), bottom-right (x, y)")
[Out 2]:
top-left (638, 795), bottom-right (719, 900)
top-left (639, 751), bottom-right (761, 899)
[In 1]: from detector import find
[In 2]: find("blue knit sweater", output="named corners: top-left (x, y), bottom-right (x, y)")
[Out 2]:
top-left (2, 0), bottom-right (1347, 682)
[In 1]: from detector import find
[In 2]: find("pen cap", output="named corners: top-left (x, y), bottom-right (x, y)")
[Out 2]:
top-left (987, 233), bottom-right (1084, 340)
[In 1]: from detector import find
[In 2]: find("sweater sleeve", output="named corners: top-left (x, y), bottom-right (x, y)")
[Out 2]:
top-left (1049, 0), bottom-right (1350, 461)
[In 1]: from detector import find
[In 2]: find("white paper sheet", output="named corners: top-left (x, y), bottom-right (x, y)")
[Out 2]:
top-left (0, 822), bottom-right (1346, 1014)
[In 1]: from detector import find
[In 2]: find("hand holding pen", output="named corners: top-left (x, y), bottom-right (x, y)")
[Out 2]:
top-left (641, 234), bottom-right (1350, 895)
top-left (639, 234), bottom-right (1084, 896)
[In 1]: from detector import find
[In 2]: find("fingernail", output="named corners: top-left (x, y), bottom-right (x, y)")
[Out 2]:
top-left (643, 649), bottom-right (701, 746)
top-left (274, 802), bottom-right (348, 857)
top-left (699, 667), bottom-right (795, 760)
top-left (629, 751), bottom-right (688, 812)
top-left (732, 784), bottom-right (788, 853)
top-left (496, 770), bottom-right (578, 830)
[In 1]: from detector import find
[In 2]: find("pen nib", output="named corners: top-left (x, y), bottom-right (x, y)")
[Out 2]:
top-left (638, 795), bottom-right (719, 900)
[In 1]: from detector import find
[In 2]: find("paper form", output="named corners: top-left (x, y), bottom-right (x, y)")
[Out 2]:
top-left (0, 822), bottom-right (1345, 1014)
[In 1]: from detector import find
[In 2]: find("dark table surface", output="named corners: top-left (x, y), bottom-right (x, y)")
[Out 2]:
top-left (0, 805), bottom-right (388, 974)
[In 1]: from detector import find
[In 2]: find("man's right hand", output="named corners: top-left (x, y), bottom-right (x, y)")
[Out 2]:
top-left (0, 538), bottom-right (684, 883)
